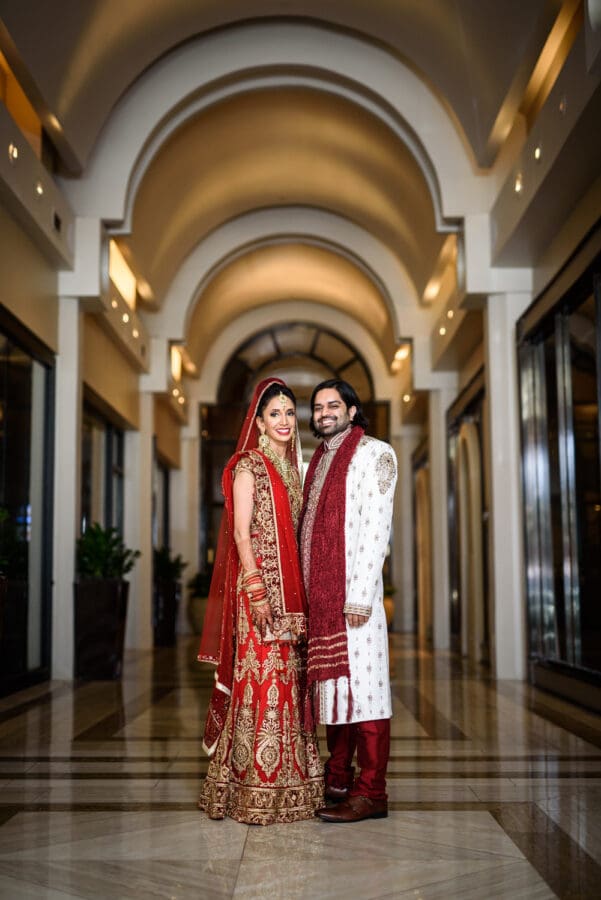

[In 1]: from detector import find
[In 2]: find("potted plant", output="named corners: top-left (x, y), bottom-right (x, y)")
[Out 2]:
top-left (186, 567), bottom-right (213, 634)
top-left (153, 545), bottom-right (187, 646)
top-left (74, 523), bottom-right (140, 679)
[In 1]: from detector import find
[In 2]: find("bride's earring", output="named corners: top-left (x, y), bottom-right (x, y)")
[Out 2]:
top-left (258, 433), bottom-right (270, 450)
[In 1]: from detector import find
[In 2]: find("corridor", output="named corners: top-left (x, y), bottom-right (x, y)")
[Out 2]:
top-left (0, 635), bottom-right (599, 899)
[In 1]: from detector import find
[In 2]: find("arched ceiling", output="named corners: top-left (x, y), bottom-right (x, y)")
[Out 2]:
top-left (0, 0), bottom-right (562, 169)
top-left (185, 243), bottom-right (396, 370)
top-left (127, 86), bottom-right (442, 305)
top-left (0, 1), bottom-right (580, 409)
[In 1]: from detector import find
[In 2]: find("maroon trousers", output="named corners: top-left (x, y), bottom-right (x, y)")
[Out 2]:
top-left (325, 718), bottom-right (391, 801)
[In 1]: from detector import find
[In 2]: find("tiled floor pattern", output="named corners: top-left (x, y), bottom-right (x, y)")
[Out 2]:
top-left (0, 635), bottom-right (600, 898)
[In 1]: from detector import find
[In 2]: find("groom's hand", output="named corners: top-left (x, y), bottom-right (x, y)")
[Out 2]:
top-left (346, 612), bottom-right (369, 628)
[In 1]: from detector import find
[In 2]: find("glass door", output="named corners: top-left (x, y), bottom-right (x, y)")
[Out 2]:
top-left (0, 335), bottom-right (53, 692)
top-left (520, 280), bottom-right (601, 678)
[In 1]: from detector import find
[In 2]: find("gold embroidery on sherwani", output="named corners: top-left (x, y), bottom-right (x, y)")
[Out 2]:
top-left (376, 451), bottom-right (396, 494)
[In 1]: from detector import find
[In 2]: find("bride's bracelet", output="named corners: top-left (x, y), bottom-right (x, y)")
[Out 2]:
top-left (249, 593), bottom-right (269, 607)
top-left (242, 568), bottom-right (260, 584)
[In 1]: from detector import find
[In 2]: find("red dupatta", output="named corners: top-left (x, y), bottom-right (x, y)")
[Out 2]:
top-left (197, 378), bottom-right (306, 755)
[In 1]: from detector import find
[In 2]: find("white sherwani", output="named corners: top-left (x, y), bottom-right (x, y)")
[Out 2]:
top-left (302, 433), bottom-right (397, 725)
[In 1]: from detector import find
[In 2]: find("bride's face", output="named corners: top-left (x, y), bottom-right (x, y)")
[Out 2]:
top-left (257, 395), bottom-right (296, 450)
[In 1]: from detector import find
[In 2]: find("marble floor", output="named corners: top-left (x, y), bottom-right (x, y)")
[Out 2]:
top-left (0, 635), bottom-right (600, 899)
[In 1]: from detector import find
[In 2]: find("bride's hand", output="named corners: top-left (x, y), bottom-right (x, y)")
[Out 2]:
top-left (252, 601), bottom-right (273, 638)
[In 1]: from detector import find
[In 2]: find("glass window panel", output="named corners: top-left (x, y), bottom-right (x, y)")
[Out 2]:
top-left (236, 332), bottom-right (277, 369)
top-left (567, 294), bottom-right (601, 670)
top-left (543, 330), bottom-right (566, 660)
top-left (81, 412), bottom-right (106, 531)
top-left (274, 324), bottom-right (316, 355)
top-left (313, 331), bottom-right (354, 371)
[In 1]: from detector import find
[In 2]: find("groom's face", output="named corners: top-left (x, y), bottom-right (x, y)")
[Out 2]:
top-left (312, 388), bottom-right (357, 438)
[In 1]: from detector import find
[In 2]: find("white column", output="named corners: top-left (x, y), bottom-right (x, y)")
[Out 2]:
top-left (392, 426), bottom-right (422, 632)
top-left (124, 391), bottom-right (154, 649)
top-left (170, 428), bottom-right (200, 634)
top-left (484, 292), bottom-right (531, 679)
top-left (428, 386), bottom-right (456, 650)
top-left (52, 297), bottom-right (82, 679)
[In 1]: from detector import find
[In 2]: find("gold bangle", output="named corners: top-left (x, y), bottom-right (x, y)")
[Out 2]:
top-left (242, 568), bottom-right (260, 581)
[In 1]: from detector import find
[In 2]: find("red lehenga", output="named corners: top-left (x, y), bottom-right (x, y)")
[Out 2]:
top-left (197, 379), bottom-right (324, 825)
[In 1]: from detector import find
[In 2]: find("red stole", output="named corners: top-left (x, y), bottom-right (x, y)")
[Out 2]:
top-left (301, 427), bottom-right (364, 726)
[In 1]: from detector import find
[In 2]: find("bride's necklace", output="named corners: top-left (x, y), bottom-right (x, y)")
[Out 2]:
top-left (259, 439), bottom-right (302, 518)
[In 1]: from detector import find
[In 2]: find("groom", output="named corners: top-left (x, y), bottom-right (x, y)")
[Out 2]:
top-left (300, 379), bottom-right (397, 822)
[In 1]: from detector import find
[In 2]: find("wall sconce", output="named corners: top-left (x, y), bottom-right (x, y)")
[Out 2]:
top-left (514, 173), bottom-right (523, 194)
top-left (8, 142), bottom-right (18, 164)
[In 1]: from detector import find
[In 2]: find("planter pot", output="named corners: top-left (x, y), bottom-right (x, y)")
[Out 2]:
top-left (153, 578), bottom-right (180, 647)
top-left (74, 578), bottom-right (129, 679)
top-left (186, 594), bottom-right (209, 634)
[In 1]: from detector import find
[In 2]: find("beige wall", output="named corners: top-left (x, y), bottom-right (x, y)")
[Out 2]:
top-left (82, 314), bottom-right (140, 428)
top-left (154, 395), bottom-right (181, 469)
top-left (0, 204), bottom-right (58, 350)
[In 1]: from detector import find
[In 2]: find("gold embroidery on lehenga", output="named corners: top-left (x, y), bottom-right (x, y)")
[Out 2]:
top-left (235, 641), bottom-right (260, 682)
top-left (231, 682), bottom-right (255, 774)
top-left (256, 681), bottom-right (282, 777)
top-left (199, 637), bottom-right (324, 824)
top-left (237, 593), bottom-right (250, 645)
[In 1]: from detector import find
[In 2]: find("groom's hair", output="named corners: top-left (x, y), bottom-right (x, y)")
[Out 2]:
top-left (309, 379), bottom-right (369, 436)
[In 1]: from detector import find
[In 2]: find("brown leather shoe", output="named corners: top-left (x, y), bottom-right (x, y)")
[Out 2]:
top-left (316, 794), bottom-right (388, 822)
top-left (324, 783), bottom-right (350, 804)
